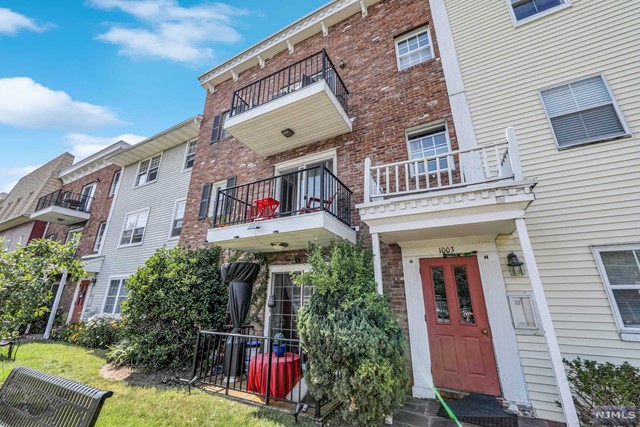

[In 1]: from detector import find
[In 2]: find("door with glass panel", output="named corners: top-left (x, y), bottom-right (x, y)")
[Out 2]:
top-left (269, 272), bottom-right (314, 340)
top-left (278, 159), bottom-right (333, 215)
top-left (420, 256), bottom-right (500, 395)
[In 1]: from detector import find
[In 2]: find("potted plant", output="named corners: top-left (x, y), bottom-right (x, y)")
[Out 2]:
top-left (272, 332), bottom-right (286, 357)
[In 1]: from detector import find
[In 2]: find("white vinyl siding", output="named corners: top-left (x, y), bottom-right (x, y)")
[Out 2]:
top-left (135, 154), bottom-right (161, 187)
top-left (170, 199), bottom-right (186, 238)
top-left (445, 0), bottom-right (640, 421)
top-left (540, 76), bottom-right (628, 149)
top-left (395, 27), bottom-right (433, 71)
top-left (119, 209), bottom-right (149, 246)
top-left (103, 278), bottom-right (128, 315)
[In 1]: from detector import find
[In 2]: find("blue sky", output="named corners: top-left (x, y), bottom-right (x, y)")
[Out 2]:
top-left (0, 0), bottom-right (328, 192)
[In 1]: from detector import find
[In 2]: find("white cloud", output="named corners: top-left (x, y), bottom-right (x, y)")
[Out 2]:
top-left (0, 165), bottom-right (40, 194)
top-left (88, 0), bottom-right (248, 63)
top-left (65, 133), bottom-right (146, 160)
top-left (0, 8), bottom-right (50, 35)
top-left (0, 77), bottom-right (122, 129)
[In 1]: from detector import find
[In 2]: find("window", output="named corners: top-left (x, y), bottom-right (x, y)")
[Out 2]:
top-left (93, 222), bottom-right (107, 252)
top-left (119, 209), bottom-right (149, 246)
top-left (66, 228), bottom-right (83, 244)
top-left (594, 246), bottom-right (640, 335)
top-left (109, 170), bottom-right (121, 196)
top-left (269, 271), bottom-right (314, 340)
top-left (80, 183), bottom-right (96, 211)
top-left (199, 177), bottom-right (236, 220)
top-left (211, 111), bottom-right (230, 143)
top-left (540, 75), bottom-right (628, 149)
top-left (170, 200), bottom-right (186, 238)
top-left (509, 0), bottom-right (569, 22)
top-left (395, 27), bottom-right (433, 71)
top-left (184, 140), bottom-right (198, 170)
top-left (103, 278), bottom-right (129, 315)
top-left (407, 128), bottom-right (451, 174)
top-left (208, 180), bottom-right (231, 218)
top-left (135, 154), bottom-right (162, 187)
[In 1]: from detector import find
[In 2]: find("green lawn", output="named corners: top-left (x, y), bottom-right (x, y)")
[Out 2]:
top-left (0, 341), bottom-right (314, 427)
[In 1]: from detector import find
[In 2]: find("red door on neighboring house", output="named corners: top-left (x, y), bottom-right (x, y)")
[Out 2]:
top-left (420, 256), bottom-right (501, 396)
top-left (71, 280), bottom-right (91, 323)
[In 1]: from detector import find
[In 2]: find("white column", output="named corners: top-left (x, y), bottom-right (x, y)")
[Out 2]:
top-left (372, 233), bottom-right (383, 294)
top-left (515, 218), bottom-right (579, 427)
top-left (506, 127), bottom-right (523, 180)
top-left (44, 269), bottom-right (68, 339)
top-left (364, 157), bottom-right (372, 203)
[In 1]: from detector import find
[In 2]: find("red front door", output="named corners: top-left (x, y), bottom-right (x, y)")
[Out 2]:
top-left (71, 280), bottom-right (91, 323)
top-left (420, 256), bottom-right (501, 396)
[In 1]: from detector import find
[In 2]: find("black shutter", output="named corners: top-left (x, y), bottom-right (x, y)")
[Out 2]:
top-left (224, 176), bottom-right (236, 215)
top-left (198, 183), bottom-right (212, 219)
top-left (211, 114), bottom-right (223, 143)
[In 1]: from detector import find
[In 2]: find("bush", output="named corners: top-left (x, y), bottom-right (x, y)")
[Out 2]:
top-left (563, 357), bottom-right (640, 425)
top-left (52, 318), bottom-right (121, 349)
top-left (108, 246), bottom-right (227, 370)
top-left (296, 240), bottom-right (408, 427)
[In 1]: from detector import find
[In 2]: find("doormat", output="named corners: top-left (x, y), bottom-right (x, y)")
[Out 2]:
top-left (437, 393), bottom-right (518, 427)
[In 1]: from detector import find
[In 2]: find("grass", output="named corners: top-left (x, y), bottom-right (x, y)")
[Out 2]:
top-left (0, 341), bottom-right (314, 427)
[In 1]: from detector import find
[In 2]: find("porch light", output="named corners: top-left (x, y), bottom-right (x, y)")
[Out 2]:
top-left (507, 251), bottom-right (525, 276)
top-left (267, 295), bottom-right (276, 309)
top-left (281, 128), bottom-right (295, 138)
top-left (270, 242), bottom-right (289, 251)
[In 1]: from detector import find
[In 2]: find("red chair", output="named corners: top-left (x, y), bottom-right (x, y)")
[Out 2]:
top-left (303, 191), bottom-right (338, 213)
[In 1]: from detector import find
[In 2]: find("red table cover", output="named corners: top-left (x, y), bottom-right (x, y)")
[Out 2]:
top-left (247, 352), bottom-right (301, 399)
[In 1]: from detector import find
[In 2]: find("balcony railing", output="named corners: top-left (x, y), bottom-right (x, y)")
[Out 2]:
top-left (230, 49), bottom-right (349, 117)
top-left (190, 330), bottom-right (333, 420)
top-left (35, 190), bottom-right (94, 213)
top-left (212, 165), bottom-right (352, 228)
top-left (364, 132), bottom-right (523, 202)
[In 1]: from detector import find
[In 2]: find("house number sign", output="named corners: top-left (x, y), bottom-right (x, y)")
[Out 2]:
top-left (438, 246), bottom-right (455, 254)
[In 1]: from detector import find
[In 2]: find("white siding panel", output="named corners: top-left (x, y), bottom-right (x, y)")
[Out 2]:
top-left (83, 142), bottom-right (191, 317)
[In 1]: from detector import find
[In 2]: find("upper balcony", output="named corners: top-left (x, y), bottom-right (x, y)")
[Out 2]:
top-left (357, 128), bottom-right (537, 243)
top-left (224, 49), bottom-right (352, 158)
top-left (30, 190), bottom-right (93, 225)
top-left (207, 165), bottom-right (355, 252)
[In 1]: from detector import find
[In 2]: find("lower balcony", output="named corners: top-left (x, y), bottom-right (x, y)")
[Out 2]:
top-left (206, 166), bottom-right (355, 252)
top-left (30, 190), bottom-right (93, 225)
top-left (357, 129), bottom-right (536, 243)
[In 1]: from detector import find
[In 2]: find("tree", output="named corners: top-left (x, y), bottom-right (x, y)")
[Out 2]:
top-left (0, 237), bottom-right (85, 338)
top-left (296, 240), bottom-right (409, 427)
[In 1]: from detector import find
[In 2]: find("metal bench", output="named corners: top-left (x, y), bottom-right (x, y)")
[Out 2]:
top-left (0, 367), bottom-right (113, 427)
top-left (0, 339), bottom-right (19, 362)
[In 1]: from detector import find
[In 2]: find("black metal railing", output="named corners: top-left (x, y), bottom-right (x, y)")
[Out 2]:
top-left (191, 330), bottom-right (329, 420)
top-left (212, 165), bottom-right (352, 228)
top-left (35, 190), bottom-right (94, 213)
top-left (230, 49), bottom-right (349, 117)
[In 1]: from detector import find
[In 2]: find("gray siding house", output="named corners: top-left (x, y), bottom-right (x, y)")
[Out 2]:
top-left (82, 117), bottom-right (201, 318)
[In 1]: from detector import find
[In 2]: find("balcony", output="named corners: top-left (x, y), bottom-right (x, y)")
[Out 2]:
top-left (206, 165), bottom-right (355, 252)
top-left (224, 50), bottom-right (352, 158)
top-left (30, 190), bottom-right (93, 225)
top-left (357, 128), bottom-right (537, 243)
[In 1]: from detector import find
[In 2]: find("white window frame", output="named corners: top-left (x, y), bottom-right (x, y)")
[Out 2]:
top-left (101, 276), bottom-right (129, 316)
top-left (264, 264), bottom-right (310, 338)
top-left (109, 170), bottom-right (121, 196)
top-left (394, 26), bottom-right (434, 71)
top-left (505, 0), bottom-right (572, 26)
top-left (66, 227), bottom-right (84, 244)
top-left (168, 198), bottom-right (186, 240)
top-left (208, 180), bottom-right (229, 218)
top-left (118, 208), bottom-right (150, 248)
top-left (183, 140), bottom-right (198, 172)
top-left (80, 182), bottom-right (97, 211)
top-left (592, 245), bottom-right (640, 340)
top-left (134, 153), bottom-right (162, 188)
top-left (93, 222), bottom-right (107, 253)
top-left (405, 124), bottom-right (453, 176)
top-left (539, 74), bottom-right (631, 150)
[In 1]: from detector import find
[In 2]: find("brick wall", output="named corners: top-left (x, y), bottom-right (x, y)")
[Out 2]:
top-left (180, 0), bottom-right (455, 379)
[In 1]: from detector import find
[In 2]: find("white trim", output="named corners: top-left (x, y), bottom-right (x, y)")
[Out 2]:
top-left (133, 152), bottom-right (163, 189)
top-left (505, 0), bottom-right (572, 27)
top-left (101, 275), bottom-right (130, 316)
top-left (66, 279), bottom-right (82, 324)
top-left (117, 207), bottom-right (150, 248)
top-left (108, 170), bottom-right (122, 197)
top-left (44, 269), bottom-right (68, 339)
top-left (591, 244), bottom-right (640, 336)
top-left (372, 233), bottom-right (383, 294)
top-left (182, 139), bottom-right (198, 172)
top-left (507, 292), bottom-right (543, 335)
top-left (168, 198), bottom-right (187, 240)
top-left (81, 182), bottom-right (97, 211)
top-left (405, 125), bottom-right (454, 175)
top-left (264, 264), bottom-right (310, 336)
top-left (92, 221), bottom-right (107, 253)
top-left (66, 227), bottom-right (84, 244)
top-left (538, 74), bottom-right (632, 150)
top-left (273, 148), bottom-right (337, 175)
top-left (208, 179), bottom-right (229, 218)
top-left (394, 26), bottom-right (435, 71)
top-left (515, 218), bottom-right (579, 426)
top-left (97, 162), bottom-right (124, 257)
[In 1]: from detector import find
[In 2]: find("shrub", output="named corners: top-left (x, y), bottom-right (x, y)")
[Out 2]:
top-left (296, 240), bottom-right (408, 427)
top-left (76, 317), bottom-right (122, 349)
top-left (108, 246), bottom-right (227, 370)
top-left (563, 357), bottom-right (640, 425)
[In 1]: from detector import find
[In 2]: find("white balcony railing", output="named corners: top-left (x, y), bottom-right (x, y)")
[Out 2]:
top-left (364, 128), bottom-right (523, 202)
